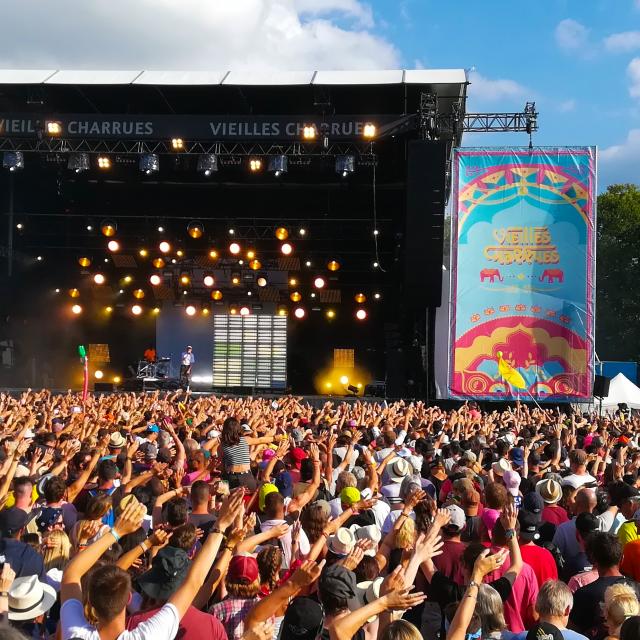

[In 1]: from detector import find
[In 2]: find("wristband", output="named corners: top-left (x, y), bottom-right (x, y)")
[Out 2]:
top-left (0, 592), bottom-right (8, 598)
top-left (110, 529), bottom-right (121, 543)
top-left (504, 528), bottom-right (516, 540)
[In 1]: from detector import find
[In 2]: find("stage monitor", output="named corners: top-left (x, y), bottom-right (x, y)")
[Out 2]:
top-left (212, 315), bottom-right (287, 389)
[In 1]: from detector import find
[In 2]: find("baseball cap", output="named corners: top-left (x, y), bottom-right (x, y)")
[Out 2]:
top-left (147, 424), bottom-right (160, 433)
top-left (0, 507), bottom-right (29, 536)
top-left (259, 483), bottom-right (279, 511)
top-left (522, 491), bottom-right (544, 515)
top-left (340, 487), bottom-right (361, 507)
top-left (444, 504), bottom-right (466, 532)
top-left (290, 447), bottom-right (308, 469)
top-left (510, 448), bottom-right (525, 468)
top-left (227, 554), bottom-right (259, 584)
top-left (280, 597), bottom-right (324, 640)
top-left (503, 470), bottom-right (521, 497)
top-left (35, 507), bottom-right (63, 532)
top-left (518, 510), bottom-right (541, 542)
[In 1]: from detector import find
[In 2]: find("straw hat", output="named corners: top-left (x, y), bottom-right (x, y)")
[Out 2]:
top-left (387, 458), bottom-right (411, 483)
top-left (536, 478), bottom-right (562, 504)
top-left (328, 527), bottom-right (356, 557)
top-left (8, 576), bottom-right (57, 621)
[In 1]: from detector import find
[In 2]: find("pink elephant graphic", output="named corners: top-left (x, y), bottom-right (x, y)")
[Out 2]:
top-left (539, 269), bottom-right (564, 283)
top-left (480, 268), bottom-right (503, 283)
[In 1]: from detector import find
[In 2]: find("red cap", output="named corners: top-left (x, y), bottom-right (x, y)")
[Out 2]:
top-left (290, 447), bottom-right (308, 469)
top-left (228, 554), bottom-right (259, 584)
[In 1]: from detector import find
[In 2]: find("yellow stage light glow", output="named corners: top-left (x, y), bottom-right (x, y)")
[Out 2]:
top-left (211, 290), bottom-right (223, 300)
top-left (149, 274), bottom-right (161, 286)
top-left (185, 305), bottom-right (196, 316)
top-left (179, 274), bottom-right (191, 285)
top-left (249, 158), bottom-right (262, 172)
top-left (159, 241), bottom-right (171, 254)
top-left (93, 273), bottom-right (105, 285)
top-left (171, 138), bottom-right (184, 150)
top-left (354, 293), bottom-right (366, 304)
top-left (97, 156), bottom-right (111, 169)
top-left (47, 121), bottom-right (62, 135)
top-left (187, 221), bottom-right (203, 238)
top-left (101, 221), bottom-right (117, 237)
top-left (139, 248), bottom-right (148, 257)
top-left (230, 306), bottom-right (238, 315)
top-left (107, 240), bottom-right (120, 252)
top-left (69, 288), bottom-right (80, 298)
top-left (123, 275), bottom-right (132, 284)
top-left (105, 306), bottom-right (113, 313)
top-left (249, 259), bottom-right (262, 270)
top-left (202, 308), bottom-right (210, 316)
top-left (94, 370), bottom-right (104, 379)
top-left (229, 242), bottom-right (241, 255)
top-left (152, 258), bottom-right (165, 269)
top-left (363, 123), bottom-right (376, 139)
top-left (356, 308), bottom-right (367, 320)
top-left (133, 289), bottom-right (145, 299)
top-left (277, 306), bottom-right (287, 316)
top-left (231, 275), bottom-right (240, 285)
top-left (281, 242), bottom-right (293, 255)
top-left (340, 376), bottom-right (349, 385)
top-left (78, 257), bottom-right (91, 267)
top-left (326, 309), bottom-right (336, 319)
top-left (289, 277), bottom-right (298, 286)
top-left (314, 277), bottom-right (325, 289)
top-left (246, 249), bottom-right (256, 260)
top-left (357, 383), bottom-right (363, 389)
top-left (326, 382), bottom-right (332, 389)
top-left (209, 249), bottom-right (219, 260)
top-left (113, 376), bottom-right (122, 384)
top-left (275, 227), bottom-right (289, 240)
top-left (302, 125), bottom-right (316, 140)
top-left (131, 304), bottom-right (143, 316)
top-left (152, 307), bottom-right (160, 314)
top-left (71, 304), bottom-right (82, 315)
top-left (327, 260), bottom-right (340, 272)
top-left (176, 250), bottom-right (184, 258)
top-left (290, 291), bottom-right (302, 302)
top-left (294, 307), bottom-right (305, 319)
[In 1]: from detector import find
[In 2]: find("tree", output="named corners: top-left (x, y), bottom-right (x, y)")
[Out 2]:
top-left (596, 184), bottom-right (640, 362)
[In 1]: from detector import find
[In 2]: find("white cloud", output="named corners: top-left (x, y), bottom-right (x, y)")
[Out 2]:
top-left (600, 128), bottom-right (640, 186)
top-left (628, 58), bottom-right (640, 98)
top-left (555, 18), bottom-right (590, 52)
top-left (0, 0), bottom-right (398, 71)
top-left (468, 71), bottom-right (528, 103)
top-left (603, 30), bottom-right (640, 53)
top-left (558, 99), bottom-right (576, 112)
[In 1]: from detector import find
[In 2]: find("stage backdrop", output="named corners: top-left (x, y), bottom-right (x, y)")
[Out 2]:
top-left (449, 147), bottom-right (596, 401)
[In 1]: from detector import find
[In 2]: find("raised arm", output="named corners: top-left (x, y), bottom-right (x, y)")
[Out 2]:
top-left (288, 443), bottom-right (321, 513)
top-left (65, 448), bottom-right (102, 503)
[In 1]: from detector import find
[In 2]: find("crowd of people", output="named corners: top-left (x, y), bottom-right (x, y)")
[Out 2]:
top-left (0, 389), bottom-right (640, 640)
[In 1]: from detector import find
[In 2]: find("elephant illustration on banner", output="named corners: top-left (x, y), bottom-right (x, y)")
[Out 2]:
top-left (539, 269), bottom-right (564, 283)
top-left (480, 268), bottom-right (503, 283)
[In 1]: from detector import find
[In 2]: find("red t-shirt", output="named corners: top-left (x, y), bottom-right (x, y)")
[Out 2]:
top-left (541, 504), bottom-right (569, 526)
top-left (127, 605), bottom-right (228, 640)
top-left (520, 543), bottom-right (558, 587)
top-left (433, 539), bottom-right (467, 585)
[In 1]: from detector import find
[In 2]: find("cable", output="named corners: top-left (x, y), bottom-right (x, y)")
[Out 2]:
top-left (372, 157), bottom-right (386, 273)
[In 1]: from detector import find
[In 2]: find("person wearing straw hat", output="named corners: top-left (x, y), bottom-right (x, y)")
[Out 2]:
top-left (537, 479), bottom-right (569, 527)
top-left (5, 573), bottom-right (58, 637)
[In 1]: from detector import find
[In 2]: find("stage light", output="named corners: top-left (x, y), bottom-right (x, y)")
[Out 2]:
top-left (159, 241), bottom-right (171, 254)
top-left (113, 376), bottom-right (122, 384)
top-left (139, 153), bottom-right (159, 175)
top-left (302, 125), bottom-right (316, 140)
top-left (257, 276), bottom-right (267, 287)
top-left (152, 307), bottom-right (160, 314)
top-left (305, 261), bottom-right (312, 267)
top-left (240, 306), bottom-right (250, 316)
top-left (78, 257), bottom-right (91, 267)
top-left (211, 290), bottom-right (223, 300)
top-left (247, 291), bottom-right (252, 296)
top-left (326, 382), bottom-right (333, 390)
top-left (46, 121), bottom-right (62, 136)
top-left (248, 259), bottom-right (261, 271)
top-left (374, 292), bottom-right (381, 300)
top-left (249, 158), bottom-right (262, 172)
top-left (326, 309), bottom-right (336, 319)
top-left (123, 275), bottom-right (133, 284)
top-left (354, 292), bottom-right (366, 303)
top-left (228, 228), bottom-right (235, 235)
top-left (373, 261), bottom-right (379, 268)
top-left (152, 258), bottom-right (165, 269)
top-left (68, 153), bottom-right (89, 173)
top-left (275, 227), bottom-right (289, 240)
top-left (310, 292), bottom-right (316, 298)
top-left (281, 243), bottom-right (293, 255)
top-left (357, 382), bottom-right (363, 389)
top-left (69, 288), bottom-right (80, 298)
top-left (290, 291), bottom-right (302, 302)
top-left (340, 375), bottom-right (349, 385)
top-left (55, 288), bottom-right (60, 293)
top-left (294, 307), bottom-right (305, 319)
top-left (356, 308), bottom-right (367, 320)
top-left (105, 306), bottom-right (113, 313)
top-left (268, 154), bottom-right (287, 177)
top-left (36, 256), bottom-right (43, 262)
top-left (139, 248), bottom-right (148, 258)
top-left (185, 305), bottom-right (196, 316)
top-left (238, 260), bottom-right (244, 265)
top-left (363, 123), bottom-right (376, 139)
top-left (118, 289), bottom-right (124, 294)
top-left (202, 308), bottom-right (210, 316)
top-left (97, 156), bottom-right (111, 169)
top-left (86, 225), bottom-right (93, 231)
top-left (203, 274), bottom-right (215, 287)
top-left (93, 273), bottom-right (105, 285)
top-left (94, 370), bottom-right (104, 380)
top-left (3, 151), bottom-right (24, 172)
top-left (171, 138), bottom-right (184, 150)
top-left (176, 249), bottom-right (184, 258)
top-left (101, 220), bottom-right (117, 237)
top-left (246, 249), bottom-right (256, 260)
top-left (133, 289), bottom-right (145, 299)
top-left (158, 226), bottom-right (164, 233)
top-left (314, 277), bottom-right (326, 289)
top-left (131, 304), bottom-right (143, 316)
top-left (172, 259), bottom-right (177, 264)
top-left (229, 242), bottom-right (241, 255)
top-left (231, 273), bottom-right (241, 285)
top-left (327, 260), bottom-right (340, 272)
top-left (289, 278), bottom-right (298, 286)
top-left (71, 304), bottom-right (82, 315)
top-left (187, 221), bottom-right (204, 239)
top-left (277, 306), bottom-right (287, 316)
top-left (149, 274), bottom-right (161, 286)
top-left (198, 153), bottom-right (218, 176)
top-left (299, 228), bottom-right (306, 236)
top-left (209, 250), bottom-right (219, 260)
top-left (335, 155), bottom-right (355, 178)
top-left (373, 229), bottom-right (380, 236)
top-left (230, 306), bottom-right (238, 315)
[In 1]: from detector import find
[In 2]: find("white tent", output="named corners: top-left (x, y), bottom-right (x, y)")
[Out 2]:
top-left (600, 373), bottom-right (640, 410)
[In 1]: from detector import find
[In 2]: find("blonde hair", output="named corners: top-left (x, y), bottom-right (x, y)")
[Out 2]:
top-left (605, 583), bottom-right (640, 628)
top-left (379, 620), bottom-right (422, 640)
top-left (42, 529), bottom-right (71, 571)
top-left (394, 517), bottom-right (416, 550)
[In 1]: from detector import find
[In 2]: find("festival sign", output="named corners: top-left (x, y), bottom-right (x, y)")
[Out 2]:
top-left (449, 147), bottom-right (596, 401)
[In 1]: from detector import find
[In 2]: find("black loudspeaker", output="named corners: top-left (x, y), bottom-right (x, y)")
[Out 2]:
top-left (404, 140), bottom-right (447, 309)
top-left (593, 375), bottom-right (611, 398)
top-left (94, 382), bottom-right (115, 392)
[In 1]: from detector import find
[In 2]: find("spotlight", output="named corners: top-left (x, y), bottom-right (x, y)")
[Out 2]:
top-left (71, 304), bottom-right (82, 315)
top-left (373, 229), bottom-right (380, 236)
top-left (94, 370), bottom-right (104, 380)
top-left (113, 376), bottom-right (122, 384)
top-left (179, 274), bottom-right (191, 286)
top-left (281, 243), bottom-right (293, 255)
top-left (97, 156), bottom-right (111, 169)
top-left (302, 125), bottom-right (316, 140)
top-left (107, 240), bottom-right (120, 252)
top-left (68, 153), bottom-right (90, 173)
top-left (152, 258), bottom-right (165, 269)
top-left (277, 306), bottom-right (287, 316)
top-left (171, 138), bottom-right (184, 150)
top-left (197, 153), bottom-right (218, 176)
top-left (123, 276), bottom-right (133, 284)
top-left (289, 278), bottom-right (298, 286)
top-left (149, 274), bottom-right (161, 286)
top-left (209, 250), bottom-right (219, 260)
top-left (335, 155), bottom-right (355, 178)
top-left (230, 306), bottom-right (238, 315)
top-left (228, 228), bottom-right (235, 235)
top-left (310, 292), bottom-right (316, 298)
top-left (340, 376), bottom-right (349, 385)
top-left (105, 306), bottom-right (113, 313)
top-left (326, 382), bottom-right (333, 390)
top-left (257, 276), bottom-right (268, 287)
top-left (159, 241), bottom-right (171, 254)
top-left (185, 305), bottom-right (196, 316)
top-left (86, 225), bottom-right (93, 231)
top-left (69, 288), bottom-right (80, 298)
top-left (246, 249), bottom-right (256, 260)
top-left (139, 248), bottom-right (148, 257)
top-left (231, 273), bottom-right (241, 285)
top-left (374, 293), bottom-right (381, 300)
top-left (290, 291), bottom-right (302, 302)
top-left (354, 293), bottom-right (366, 303)
top-left (229, 242), bottom-right (241, 255)
top-left (249, 158), bottom-right (262, 172)
top-left (55, 288), bottom-right (60, 293)
top-left (100, 220), bottom-right (117, 237)
top-left (93, 273), bottom-right (105, 285)
top-left (158, 226), bottom-right (164, 233)
top-left (327, 260), bottom-right (340, 272)
top-left (202, 308), bottom-right (210, 316)
top-left (299, 228), bottom-right (306, 236)
top-left (133, 289), bottom-right (145, 299)
top-left (314, 277), bottom-right (326, 289)
top-left (187, 221), bottom-right (204, 239)
top-left (131, 305), bottom-right (143, 316)
top-left (305, 261), bottom-right (312, 267)
top-left (3, 151), bottom-right (24, 172)
top-left (275, 227), bottom-right (289, 241)
top-left (203, 274), bottom-right (215, 287)
top-left (211, 290), bottom-right (223, 300)
top-left (373, 261), bottom-right (379, 268)
top-left (356, 308), bottom-right (368, 320)
top-left (363, 123), bottom-right (376, 139)
top-left (46, 121), bottom-right (62, 136)
top-left (247, 291), bottom-right (252, 296)
top-left (326, 309), bottom-right (336, 319)
top-left (36, 256), bottom-right (43, 262)
top-left (152, 307), bottom-right (160, 314)
top-left (139, 153), bottom-right (159, 174)
top-left (240, 306), bottom-right (250, 316)
top-left (78, 257), bottom-right (91, 267)
top-left (268, 155), bottom-right (287, 177)
top-left (294, 307), bottom-right (306, 319)
top-left (176, 249), bottom-right (184, 258)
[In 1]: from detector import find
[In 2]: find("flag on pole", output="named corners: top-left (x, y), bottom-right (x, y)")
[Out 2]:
top-left (496, 351), bottom-right (527, 390)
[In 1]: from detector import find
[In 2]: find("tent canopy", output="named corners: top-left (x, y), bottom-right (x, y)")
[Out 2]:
top-left (600, 373), bottom-right (640, 409)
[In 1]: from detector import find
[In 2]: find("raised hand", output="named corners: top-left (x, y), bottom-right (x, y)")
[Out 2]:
top-left (413, 532), bottom-right (444, 562)
top-left (500, 502), bottom-right (518, 532)
top-left (472, 548), bottom-right (508, 578)
top-left (113, 500), bottom-right (146, 537)
top-left (381, 564), bottom-right (405, 596)
top-left (340, 542), bottom-right (366, 571)
top-left (383, 587), bottom-right (427, 612)
top-left (217, 488), bottom-right (245, 531)
top-left (149, 528), bottom-right (170, 549)
top-left (241, 621), bottom-right (275, 640)
top-left (0, 562), bottom-right (16, 593)
top-left (291, 559), bottom-right (325, 589)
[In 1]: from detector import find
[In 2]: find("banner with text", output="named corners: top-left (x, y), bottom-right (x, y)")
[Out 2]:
top-left (449, 147), bottom-right (596, 401)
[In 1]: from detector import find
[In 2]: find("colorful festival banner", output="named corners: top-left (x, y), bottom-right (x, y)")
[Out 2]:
top-left (449, 147), bottom-right (596, 401)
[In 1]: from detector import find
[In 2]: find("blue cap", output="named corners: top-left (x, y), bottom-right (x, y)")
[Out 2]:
top-left (148, 424), bottom-right (160, 433)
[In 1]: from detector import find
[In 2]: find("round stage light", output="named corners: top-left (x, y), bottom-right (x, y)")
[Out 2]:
top-left (209, 249), bottom-right (219, 260)
top-left (71, 304), bottom-right (82, 315)
top-left (159, 241), bottom-right (171, 254)
top-left (289, 277), bottom-right (298, 287)
top-left (275, 227), bottom-right (289, 241)
top-left (313, 277), bottom-right (326, 289)
top-left (229, 242), bottom-right (241, 255)
top-left (280, 242), bottom-right (293, 255)
top-left (240, 306), bottom-right (250, 316)
top-left (340, 376), bottom-right (349, 385)
top-left (133, 289), bottom-right (145, 299)
top-left (105, 306), bottom-right (113, 313)
top-left (152, 307), bottom-right (160, 314)
top-left (131, 304), bottom-right (143, 316)
top-left (326, 382), bottom-right (333, 390)
top-left (326, 309), bottom-right (336, 319)
top-left (100, 220), bottom-right (117, 237)
top-left (290, 291), bottom-right (302, 302)
top-left (354, 292), bottom-right (366, 304)
top-left (249, 259), bottom-right (262, 270)
top-left (202, 308), bottom-right (210, 316)
top-left (327, 260), bottom-right (340, 272)
top-left (107, 240), bottom-right (120, 252)
top-left (113, 376), bottom-right (122, 384)
top-left (305, 261), bottom-right (312, 267)
top-left (294, 307), bottom-right (305, 319)
top-left (171, 138), bottom-right (184, 150)
top-left (363, 123), bottom-right (377, 139)
top-left (94, 370), bottom-right (104, 380)
top-left (139, 248), bottom-right (148, 258)
top-left (185, 305), bottom-right (196, 316)
top-left (373, 261), bottom-right (379, 268)
top-left (176, 250), bottom-right (184, 258)
top-left (302, 125), bottom-right (316, 140)
top-left (246, 249), bottom-right (256, 260)
top-left (86, 225), bottom-right (93, 231)
top-left (203, 274), bottom-right (215, 287)
top-left (55, 288), bottom-right (60, 293)
top-left (149, 274), bottom-right (161, 286)
top-left (299, 228), bottom-right (307, 236)
top-left (158, 226), bottom-right (164, 233)
top-left (97, 156), bottom-right (111, 169)
top-left (93, 273), bottom-right (105, 285)
top-left (374, 292), bottom-right (381, 300)
top-left (356, 308), bottom-right (368, 320)
top-left (230, 306), bottom-right (238, 315)
top-left (249, 158), bottom-right (262, 172)
top-left (123, 275), bottom-right (132, 284)
top-left (187, 221), bottom-right (204, 239)
top-left (69, 288), bottom-right (80, 298)
top-left (277, 306), bottom-right (287, 316)
top-left (78, 257), bottom-right (91, 268)
top-left (357, 383), bottom-right (363, 389)
top-left (228, 228), bottom-right (235, 235)
top-left (179, 274), bottom-right (191, 286)
top-left (257, 276), bottom-right (267, 287)
top-left (211, 290), bottom-right (223, 300)
top-left (152, 258), bottom-right (165, 269)
top-left (36, 256), bottom-right (43, 262)
top-left (231, 275), bottom-right (240, 286)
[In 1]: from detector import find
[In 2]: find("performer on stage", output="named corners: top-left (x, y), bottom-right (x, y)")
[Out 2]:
top-left (180, 345), bottom-right (195, 387)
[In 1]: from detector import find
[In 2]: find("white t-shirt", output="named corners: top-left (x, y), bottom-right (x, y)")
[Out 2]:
top-left (61, 599), bottom-right (180, 640)
top-left (260, 518), bottom-right (310, 570)
top-left (561, 473), bottom-right (596, 489)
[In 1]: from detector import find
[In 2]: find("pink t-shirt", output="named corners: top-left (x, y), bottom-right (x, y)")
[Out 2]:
top-left (182, 470), bottom-right (211, 486)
